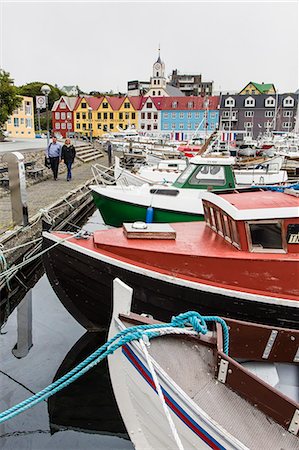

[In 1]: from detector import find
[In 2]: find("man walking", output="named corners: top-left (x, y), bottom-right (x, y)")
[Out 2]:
top-left (107, 141), bottom-right (113, 166)
top-left (46, 136), bottom-right (62, 180)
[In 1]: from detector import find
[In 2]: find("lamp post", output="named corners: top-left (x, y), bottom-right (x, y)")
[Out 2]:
top-left (41, 84), bottom-right (51, 147)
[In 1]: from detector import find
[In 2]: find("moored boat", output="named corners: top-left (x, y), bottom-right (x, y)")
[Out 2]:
top-left (42, 188), bottom-right (299, 331)
top-left (108, 278), bottom-right (299, 449)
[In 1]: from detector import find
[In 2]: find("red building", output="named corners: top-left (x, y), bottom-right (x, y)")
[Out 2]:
top-left (52, 96), bottom-right (78, 138)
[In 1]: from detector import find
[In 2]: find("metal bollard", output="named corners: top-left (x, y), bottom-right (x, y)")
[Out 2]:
top-left (2, 152), bottom-right (29, 227)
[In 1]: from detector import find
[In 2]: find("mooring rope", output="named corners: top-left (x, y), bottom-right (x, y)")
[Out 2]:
top-left (0, 311), bottom-right (229, 424)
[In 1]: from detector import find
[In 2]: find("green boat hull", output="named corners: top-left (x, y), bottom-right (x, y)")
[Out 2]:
top-left (92, 191), bottom-right (203, 227)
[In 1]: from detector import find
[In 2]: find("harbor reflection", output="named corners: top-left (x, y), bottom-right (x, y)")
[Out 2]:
top-left (48, 330), bottom-right (128, 438)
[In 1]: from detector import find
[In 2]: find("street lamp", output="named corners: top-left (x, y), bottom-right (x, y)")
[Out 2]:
top-left (88, 106), bottom-right (93, 142)
top-left (41, 84), bottom-right (51, 146)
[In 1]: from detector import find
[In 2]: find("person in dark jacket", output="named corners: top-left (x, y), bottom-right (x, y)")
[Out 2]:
top-left (61, 139), bottom-right (76, 181)
top-left (46, 136), bottom-right (62, 180)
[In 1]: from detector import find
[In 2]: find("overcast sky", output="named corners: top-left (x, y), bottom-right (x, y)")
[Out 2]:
top-left (0, 1), bottom-right (298, 93)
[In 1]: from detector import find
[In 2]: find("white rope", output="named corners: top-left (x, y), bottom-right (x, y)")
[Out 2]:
top-left (139, 337), bottom-right (185, 450)
top-left (2, 238), bottom-right (42, 254)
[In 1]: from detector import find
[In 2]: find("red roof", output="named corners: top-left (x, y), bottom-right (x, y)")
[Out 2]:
top-left (161, 96), bottom-right (219, 110)
top-left (220, 191), bottom-right (299, 210)
top-left (106, 97), bottom-right (125, 110)
top-left (86, 96), bottom-right (103, 110)
top-left (128, 96), bottom-right (143, 110)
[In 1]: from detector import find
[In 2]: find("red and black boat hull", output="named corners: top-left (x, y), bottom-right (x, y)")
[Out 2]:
top-left (42, 236), bottom-right (299, 331)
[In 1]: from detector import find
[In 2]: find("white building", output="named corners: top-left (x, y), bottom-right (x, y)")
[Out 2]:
top-left (145, 53), bottom-right (184, 98)
top-left (61, 85), bottom-right (79, 96)
top-left (138, 97), bottom-right (162, 135)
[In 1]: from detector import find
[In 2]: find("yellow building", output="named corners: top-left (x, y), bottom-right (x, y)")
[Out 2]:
top-left (239, 82), bottom-right (276, 95)
top-left (73, 96), bottom-right (140, 137)
top-left (5, 96), bottom-right (35, 138)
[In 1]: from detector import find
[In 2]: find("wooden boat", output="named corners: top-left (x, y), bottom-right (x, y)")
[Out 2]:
top-left (42, 188), bottom-right (299, 331)
top-left (108, 278), bottom-right (299, 450)
top-left (91, 156), bottom-right (288, 227)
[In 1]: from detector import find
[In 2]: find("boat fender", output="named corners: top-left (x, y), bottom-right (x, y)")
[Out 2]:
top-left (146, 206), bottom-right (154, 223)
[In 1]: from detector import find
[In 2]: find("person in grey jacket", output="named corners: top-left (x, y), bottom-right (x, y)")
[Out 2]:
top-left (46, 136), bottom-right (62, 180)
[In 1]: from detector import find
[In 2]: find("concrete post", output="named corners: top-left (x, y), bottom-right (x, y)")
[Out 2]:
top-left (12, 290), bottom-right (33, 358)
top-left (3, 152), bottom-right (29, 226)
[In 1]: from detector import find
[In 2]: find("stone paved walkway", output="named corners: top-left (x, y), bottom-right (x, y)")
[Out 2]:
top-left (0, 155), bottom-right (109, 233)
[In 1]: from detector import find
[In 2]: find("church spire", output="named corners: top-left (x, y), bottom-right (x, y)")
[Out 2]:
top-left (156, 44), bottom-right (161, 64)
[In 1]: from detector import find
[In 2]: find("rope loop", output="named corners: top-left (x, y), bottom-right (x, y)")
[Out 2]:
top-left (171, 311), bottom-right (208, 335)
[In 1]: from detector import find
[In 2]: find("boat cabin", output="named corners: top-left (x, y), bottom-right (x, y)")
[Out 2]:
top-left (173, 156), bottom-right (236, 190)
top-left (201, 188), bottom-right (299, 253)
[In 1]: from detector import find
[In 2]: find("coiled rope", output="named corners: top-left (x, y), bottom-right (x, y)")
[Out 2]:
top-left (0, 311), bottom-right (229, 424)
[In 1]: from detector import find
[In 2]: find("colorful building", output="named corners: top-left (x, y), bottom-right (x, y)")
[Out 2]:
top-left (52, 96), bottom-right (77, 137)
top-left (5, 96), bottom-right (35, 138)
top-left (239, 82), bottom-right (276, 95)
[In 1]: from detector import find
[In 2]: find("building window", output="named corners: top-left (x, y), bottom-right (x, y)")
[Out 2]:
top-left (110, 123), bottom-right (114, 129)
top-left (76, 112), bottom-right (80, 119)
top-left (172, 101), bottom-right (178, 108)
top-left (97, 112), bottom-right (102, 119)
top-left (67, 112), bottom-right (72, 119)
top-left (55, 123), bottom-right (60, 129)
top-left (76, 123), bottom-right (80, 129)
top-left (132, 112), bottom-right (136, 119)
top-left (153, 91), bottom-right (156, 96)
top-left (171, 123), bottom-right (176, 129)
top-left (187, 112), bottom-right (192, 119)
top-left (179, 112), bottom-right (184, 118)
top-left (195, 112), bottom-right (199, 118)
top-left (244, 122), bottom-right (253, 128)
top-left (164, 112), bottom-right (168, 118)
top-left (194, 122), bottom-right (199, 128)
top-left (104, 112), bottom-right (108, 120)
top-left (154, 113), bottom-right (158, 120)
top-left (14, 118), bottom-right (19, 127)
top-left (264, 121), bottom-right (273, 128)
top-left (7, 117), bottom-right (11, 124)
top-left (147, 102), bottom-right (152, 108)
top-left (97, 123), bottom-right (102, 129)
top-left (187, 123), bottom-right (192, 129)
top-left (225, 97), bottom-right (235, 107)
top-left (83, 123), bottom-right (86, 130)
top-left (222, 111), bottom-right (230, 118)
top-left (61, 112), bottom-right (66, 120)
top-left (210, 123), bottom-right (215, 130)
top-left (141, 123), bottom-right (145, 129)
top-left (119, 112), bottom-right (123, 120)
top-left (20, 118), bottom-right (24, 124)
top-left (283, 96), bottom-right (294, 108)
top-left (153, 124), bottom-right (158, 130)
top-left (82, 113), bottom-right (86, 120)
top-left (125, 113), bottom-right (129, 119)
top-left (124, 102), bottom-right (130, 109)
top-left (147, 112), bottom-right (151, 119)
top-left (60, 102), bottom-right (66, 109)
top-left (282, 122), bottom-right (292, 128)
top-left (179, 123), bottom-right (184, 129)
top-left (265, 97), bottom-right (275, 107)
top-left (171, 112), bottom-right (176, 118)
top-left (26, 118), bottom-right (32, 128)
top-left (55, 112), bottom-right (60, 119)
top-left (244, 97), bottom-right (255, 107)
top-left (210, 112), bottom-right (216, 118)
top-left (102, 102), bottom-right (109, 108)
top-left (158, 90), bottom-right (161, 95)
top-left (164, 124), bottom-right (168, 129)
top-left (147, 124), bottom-right (151, 130)
top-left (283, 111), bottom-right (293, 117)
top-left (188, 101), bottom-right (194, 108)
top-left (154, 80), bottom-right (156, 85)
top-left (110, 112), bottom-right (114, 120)
top-left (61, 123), bottom-right (66, 129)
top-left (67, 123), bottom-right (72, 129)
top-left (25, 103), bottom-right (32, 115)
top-left (81, 102), bottom-right (87, 108)
top-left (265, 111), bottom-right (274, 117)
top-left (244, 111), bottom-right (254, 117)
top-left (141, 112), bottom-right (145, 119)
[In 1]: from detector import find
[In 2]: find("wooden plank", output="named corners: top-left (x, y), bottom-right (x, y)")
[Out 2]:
top-left (123, 222), bottom-right (176, 240)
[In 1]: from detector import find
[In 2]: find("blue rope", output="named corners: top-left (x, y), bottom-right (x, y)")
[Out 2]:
top-left (0, 311), bottom-right (228, 424)
top-left (252, 183), bottom-right (299, 192)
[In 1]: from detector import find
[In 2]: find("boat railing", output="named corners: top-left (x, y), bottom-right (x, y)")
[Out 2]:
top-left (91, 163), bottom-right (116, 185)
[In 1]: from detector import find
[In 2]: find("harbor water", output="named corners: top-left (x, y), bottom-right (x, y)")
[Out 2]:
top-left (0, 211), bottom-right (133, 450)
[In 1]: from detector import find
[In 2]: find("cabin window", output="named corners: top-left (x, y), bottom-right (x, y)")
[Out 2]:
top-left (209, 208), bottom-right (216, 229)
top-left (189, 165), bottom-right (226, 186)
top-left (203, 204), bottom-right (211, 225)
top-left (175, 164), bottom-right (195, 183)
top-left (222, 215), bottom-right (232, 243)
top-left (229, 218), bottom-right (240, 248)
top-left (215, 210), bottom-right (224, 235)
top-left (247, 221), bottom-right (284, 252)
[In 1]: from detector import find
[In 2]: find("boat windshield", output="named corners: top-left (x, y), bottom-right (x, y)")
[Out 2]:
top-left (247, 221), bottom-right (284, 251)
top-left (189, 165), bottom-right (226, 186)
top-left (175, 164), bottom-right (195, 183)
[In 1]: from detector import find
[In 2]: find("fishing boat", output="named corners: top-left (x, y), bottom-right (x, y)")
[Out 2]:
top-left (42, 187), bottom-right (299, 331)
top-left (91, 156), bottom-right (288, 227)
top-left (108, 278), bottom-right (299, 450)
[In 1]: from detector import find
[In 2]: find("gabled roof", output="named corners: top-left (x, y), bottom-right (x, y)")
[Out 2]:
top-left (52, 96), bottom-right (78, 111)
top-left (160, 96), bottom-right (220, 111)
top-left (128, 96), bottom-right (144, 110)
top-left (240, 81), bottom-right (276, 94)
top-left (105, 97), bottom-right (125, 110)
top-left (140, 96), bottom-right (164, 110)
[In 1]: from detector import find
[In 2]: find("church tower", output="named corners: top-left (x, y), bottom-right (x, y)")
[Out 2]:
top-left (147, 49), bottom-right (167, 96)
